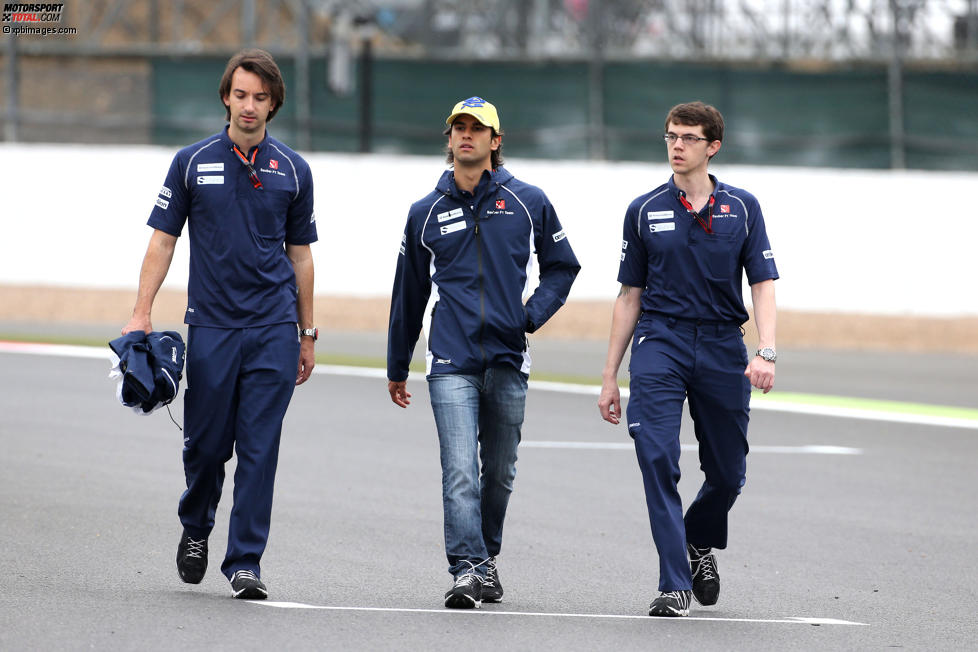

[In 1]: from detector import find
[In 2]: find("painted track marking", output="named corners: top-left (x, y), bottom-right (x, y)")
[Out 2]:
top-left (2, 342), bottom-right (975, 430)
top-left (250, 601), bottom-right (869, 625)
top-left (521, 441), bottom-right (862, 454)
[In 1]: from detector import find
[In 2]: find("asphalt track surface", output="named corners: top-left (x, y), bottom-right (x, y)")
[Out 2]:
top-left (2, 343), bottom-right (977, 651)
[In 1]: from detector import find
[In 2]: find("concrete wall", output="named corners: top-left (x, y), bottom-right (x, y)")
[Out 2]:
top-left (2, 144), bottom-right (975, 317)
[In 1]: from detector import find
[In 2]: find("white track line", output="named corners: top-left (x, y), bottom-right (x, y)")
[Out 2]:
top-left (520, 441), bottom-right (862, 455)
top-left (2, 343), bottom-right (975, 430)
top-left (250, 601), bottom-right (868, 625)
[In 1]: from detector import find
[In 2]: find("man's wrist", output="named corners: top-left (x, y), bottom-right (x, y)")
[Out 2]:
top-left (299, 327), bottom-right (318, 341)
top-left (755, 346), bottom-right (777, 363)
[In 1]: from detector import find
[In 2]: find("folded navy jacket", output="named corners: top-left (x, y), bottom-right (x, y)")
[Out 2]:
top-left (108, 331), bottom-right (185, 415)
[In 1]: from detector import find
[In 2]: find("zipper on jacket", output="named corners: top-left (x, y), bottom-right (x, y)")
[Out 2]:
top-left (473, 211), bottom-right (487, 367)
top-left (429, 301), bottom-right (438, 343)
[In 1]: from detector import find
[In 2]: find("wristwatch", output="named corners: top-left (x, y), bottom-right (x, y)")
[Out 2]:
top-left (756, 347), bottom-right (777, 363)
top-left (299, 327), bottom-right (318, 341)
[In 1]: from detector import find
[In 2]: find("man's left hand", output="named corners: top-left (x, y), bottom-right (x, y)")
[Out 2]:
top-left (296, 338), bottom-right (315, 385)
top-left (744, 357), bottom-right (775, 394)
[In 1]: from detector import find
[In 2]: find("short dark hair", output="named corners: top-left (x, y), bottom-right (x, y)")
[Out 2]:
top-left (665, 101), bottom-right (724, 144)
top-left (443, 123), bottom-right (505, 169)
top-left (219, 49), bottom-right (286, 122)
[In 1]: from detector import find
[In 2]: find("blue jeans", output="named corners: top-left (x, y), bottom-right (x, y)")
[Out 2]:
top-left (428, 367), bottom-right (528, 578)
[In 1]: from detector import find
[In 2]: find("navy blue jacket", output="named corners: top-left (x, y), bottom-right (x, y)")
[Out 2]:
top-left (387, 167), bottom-right (580, 382)
top-left (109, 331), bottom-right (186, 414)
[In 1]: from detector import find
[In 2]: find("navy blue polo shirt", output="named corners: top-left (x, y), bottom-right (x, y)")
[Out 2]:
top-left (618, 174), bottom-right (778, 324)
top-left (148, 127), bottom-right (318, 328)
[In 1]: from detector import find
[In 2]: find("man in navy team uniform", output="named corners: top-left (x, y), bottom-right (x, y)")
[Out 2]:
top-left (122, 49), bottom-right (318, 600)
top-left (387, 97), bottom-right (580, 609)
top-left (599, 102), bottom-right (779, 617)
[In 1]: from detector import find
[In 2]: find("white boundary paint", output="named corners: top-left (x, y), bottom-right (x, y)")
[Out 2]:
top-left (1, 342), bottom-right (975, 431)
top-left (520, 441), bottom-right (863, 455)
top-left (250, 601), bottom-right (869, 625)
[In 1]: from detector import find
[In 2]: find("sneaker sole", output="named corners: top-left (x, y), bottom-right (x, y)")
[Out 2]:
top-left (648, 607), bottom-right (689, 617)
top-left (692, 592), bottom-right (718, 606)
top-left (482, 595), bottom-right (502, 604)
top-left (444, 594), bottom-right (481, 609)
top-left (177, 568), bottom-right (206, 584)
top-left (232, 587), bottom-right (268, 600)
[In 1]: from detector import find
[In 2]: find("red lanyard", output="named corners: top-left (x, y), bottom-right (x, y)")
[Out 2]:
top-left (678, 193), bottom-right (714, 234)
top-left (232, 145), bottom-right (263, 190)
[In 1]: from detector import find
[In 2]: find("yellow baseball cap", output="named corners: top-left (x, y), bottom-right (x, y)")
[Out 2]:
top-left (445, 96), bottom-right (500, 132)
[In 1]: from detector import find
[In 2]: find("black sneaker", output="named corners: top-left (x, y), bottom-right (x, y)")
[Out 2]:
top-left (688, 543), bottom-right (719, 606)
top-left (229, 569), bottom-right (268, 600)
top-left (176, 531), bottom-right (208, 584)
top-left (444, 572), bottom-right (482, 609)
top-left (482, 557), bottom-right (503, 603)
top-left (648, 590), bottom-right (691, 617)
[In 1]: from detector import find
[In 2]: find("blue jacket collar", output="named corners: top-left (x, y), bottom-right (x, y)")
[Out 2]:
top-left (436, 166), bottom-right (514, 200)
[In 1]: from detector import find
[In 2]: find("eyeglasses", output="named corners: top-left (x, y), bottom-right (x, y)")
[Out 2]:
top-left (664, 133), bottom-right (710, 145)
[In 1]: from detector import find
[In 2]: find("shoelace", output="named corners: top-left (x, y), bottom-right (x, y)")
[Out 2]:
top-left (185, 537), bottom-right (206, 559)
top-left (233, 569), bottom-right (259, 582)
top-left (455, 572), bottom-right (481, 588)
top-left (483, 558), bottom-right (497, 587)
top-left (658, 591), bottom-right (690, 607)
top-left (692, 552), bottom-right (718, 582)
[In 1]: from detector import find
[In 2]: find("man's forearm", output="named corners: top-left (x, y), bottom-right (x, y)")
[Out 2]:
top-left (602, 285), bottom-right (642, 380)
top-left (132, 230), bottom-right (178, 320)
top-left (751, 279), bottom-right (777, 349)
top-left (288, 245), bottom-right (315, 328)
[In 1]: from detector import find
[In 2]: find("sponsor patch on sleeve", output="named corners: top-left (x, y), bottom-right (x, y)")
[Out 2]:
top-left (762, 249), bottom-right (775, 259)
top-left (552, 229), bottom-right (567, 243)
top-left (621, 252), bottom-right (626, 261)
top-left (155, 197), bottom-right (169, 210)
top-left (159, 185), bottom-right (172, 199)
top-left (621, 239), bottom-right (628, 250)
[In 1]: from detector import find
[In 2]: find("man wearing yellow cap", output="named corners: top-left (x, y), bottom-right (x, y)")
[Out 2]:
top-left (387, 96), bottom-right (580, 609)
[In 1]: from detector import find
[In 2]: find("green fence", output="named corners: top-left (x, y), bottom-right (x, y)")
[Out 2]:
top-left (152, 57), bottom-right (978, 171)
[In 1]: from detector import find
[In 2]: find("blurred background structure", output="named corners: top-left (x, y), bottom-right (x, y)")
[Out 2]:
top-left (2, 0), bottom-right (977, 169)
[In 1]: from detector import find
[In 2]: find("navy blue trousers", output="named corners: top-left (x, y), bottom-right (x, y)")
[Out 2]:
top-left (626, 313), bottom-right (750, 591)
top-left (178, 323), bottom-right (299, 579)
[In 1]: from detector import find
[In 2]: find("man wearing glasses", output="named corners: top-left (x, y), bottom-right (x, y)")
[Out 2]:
top-left (598, 102), bottom-right (778, 617)
top-left (122, 49), bottom-right (317, 601)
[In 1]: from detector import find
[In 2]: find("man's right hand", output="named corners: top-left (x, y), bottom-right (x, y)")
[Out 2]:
top-left (122, 315), bottom-right (152, 335)
top-left (388, 380), bottom-right (412, 408)
top-left (598, 377), bottom-right (622, 425)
